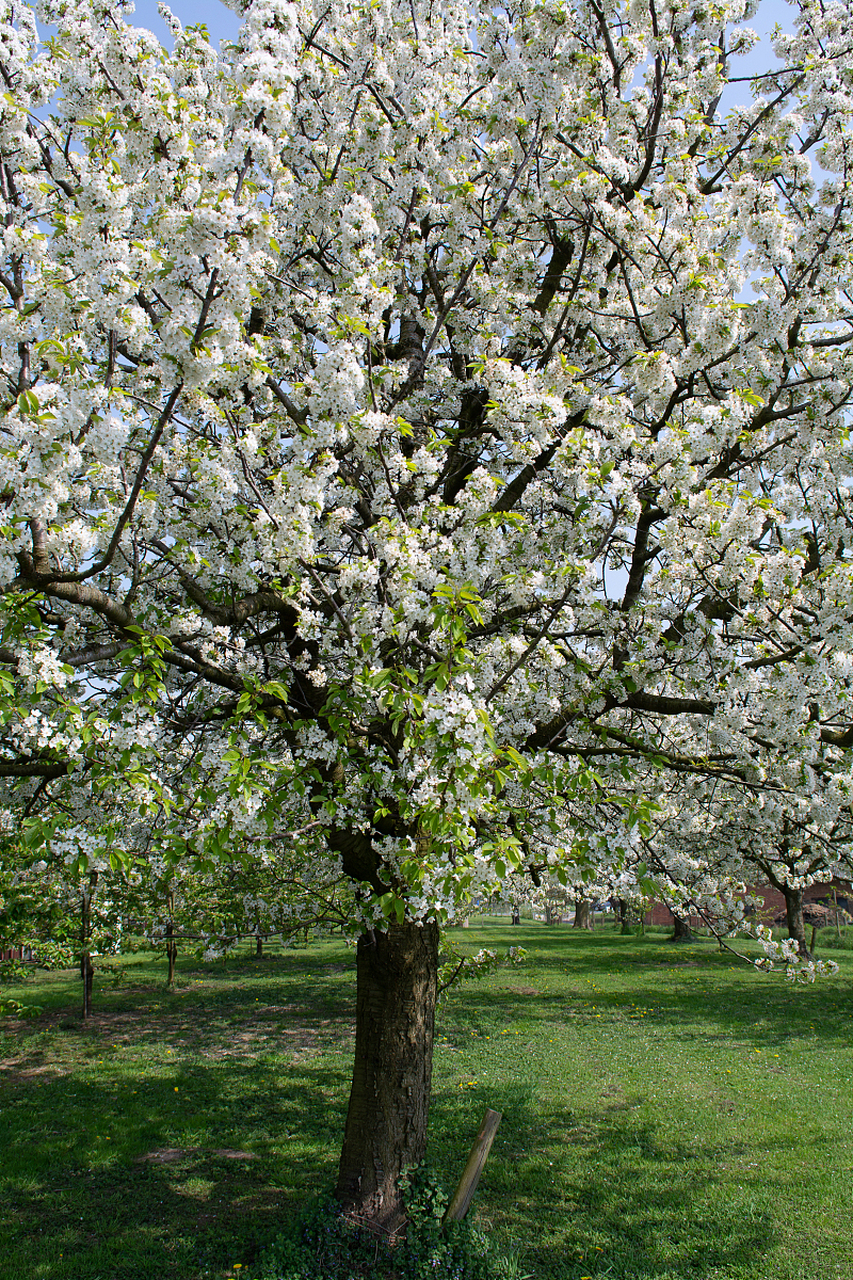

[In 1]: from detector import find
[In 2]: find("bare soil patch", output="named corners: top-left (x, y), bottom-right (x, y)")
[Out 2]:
top-left (135, 1147), bottom-right (258, 1164)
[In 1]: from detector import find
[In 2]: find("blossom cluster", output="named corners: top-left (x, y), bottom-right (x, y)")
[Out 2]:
top-left (0, 0), bottom-right (851, 942)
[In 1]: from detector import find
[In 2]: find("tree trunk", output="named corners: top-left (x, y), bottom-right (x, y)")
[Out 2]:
top-left (166, 891), bottom-right (178, 986)
top-left (80, 871), bottom-right (98, 1019)
top-left (255, 932), bottom-right (263, 957)
top-left (783, 884), bottom-right (813, 960)
top-left (511, 906), bottom-right (520, 925)
top-left (166, 932), bottom-right (177, 986)
top-left (670, 911), bottom-right (694, 942)
top-left (617, 898), bottom-right (632, 934)
top-left (573, 898), bottom-right (593, 930)
top-left (81, 950), bottom-right (94, 1019)
top-left (336, 921), bottom-right (439, 1231)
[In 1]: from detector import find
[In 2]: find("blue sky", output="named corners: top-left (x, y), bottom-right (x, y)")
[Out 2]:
top-left (125, 0), bottom-right (800, 119)
top-left (129, 0), bottom-right (796, 71)
top-left (130, 0), bottom-right (240, 46)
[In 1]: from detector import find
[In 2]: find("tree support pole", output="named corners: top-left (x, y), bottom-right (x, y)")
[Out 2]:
top-left (444, 1108), bottom-right (502, 1224)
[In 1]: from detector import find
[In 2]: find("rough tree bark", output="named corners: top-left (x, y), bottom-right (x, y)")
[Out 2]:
top-left (166, 890), bottom-right (178, 986)
top-left (80, 871), bottom-right (97, 1019)
top-left (573, 898), bottom-right (593, 930)
top-left (759, 857), bottom-right (815, 962)
top-left (81, 949), bottom-right (94, 1019)
top-left (782, 885), bottom-right (813, 961)
top-left (166, 925), bottom-right (178, 986)
top-left (335, 920), bottom-right (440, 1231)
top-left (670, 911), bottom-right (694, 942)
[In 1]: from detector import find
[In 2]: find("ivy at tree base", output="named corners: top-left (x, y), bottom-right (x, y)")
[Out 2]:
top-left (254, 1173), bottom-right (503, 1280)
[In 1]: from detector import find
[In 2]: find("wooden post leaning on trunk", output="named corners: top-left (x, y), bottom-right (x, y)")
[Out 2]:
top-left (444, 1108), bottom-right (502, 1224)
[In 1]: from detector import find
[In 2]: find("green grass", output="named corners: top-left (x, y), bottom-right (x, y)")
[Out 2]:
top-left (1, 923), bottom-right (852, 1280)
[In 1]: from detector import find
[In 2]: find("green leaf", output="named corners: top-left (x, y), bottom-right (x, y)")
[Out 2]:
top-left (16, 390), bottom-right (39, 415)
top-left (504, 745), bottom-right (528, 771)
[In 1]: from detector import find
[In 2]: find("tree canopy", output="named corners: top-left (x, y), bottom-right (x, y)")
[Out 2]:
top-left (1, 0), bottom-right (853, 1224)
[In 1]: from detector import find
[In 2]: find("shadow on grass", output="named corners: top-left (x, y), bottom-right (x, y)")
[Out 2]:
top-left (0, 946), bottom-right (360, 1280)
top-left (2, 947), bottom-right (357, 1065)
top-left (2, 929), bottom-right (849, 1280)
top-left (443, 925), bottom-right (853, 1051)
top-left (429, 1081), bottom-right (775, 1280)
top-left (1, 1051), bottom-right (349, 1279)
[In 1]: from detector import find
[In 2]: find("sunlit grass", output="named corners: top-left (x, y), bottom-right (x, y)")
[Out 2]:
top-left (430, 922), bottom-right (853, 1280)
top-left (1, 923), bottom-right (851, 1279)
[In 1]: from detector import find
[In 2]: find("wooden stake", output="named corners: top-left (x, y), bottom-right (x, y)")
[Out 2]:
top-left (444, 1108), bottom-right (502, 1224)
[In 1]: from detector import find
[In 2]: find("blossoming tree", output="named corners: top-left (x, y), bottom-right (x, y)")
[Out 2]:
top-left (641, 749), bottom-right (853, 959)
top-left (2, 0), bottom-right (853, 1227)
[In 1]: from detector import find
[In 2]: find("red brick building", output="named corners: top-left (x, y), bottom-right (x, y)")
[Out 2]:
top-left (0, 945), bottom-right (33, 961)
top-left (644, 878), bottom-right (852, 929)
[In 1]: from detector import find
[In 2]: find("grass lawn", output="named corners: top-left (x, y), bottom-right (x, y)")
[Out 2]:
top-left (0, 921), bottom-right (851, 1280)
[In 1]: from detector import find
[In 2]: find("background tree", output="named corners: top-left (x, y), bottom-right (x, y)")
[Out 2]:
top-left (640, 748), bottom-right (853, 959)
top-left (1, 0), bottom-right (853, 1229)
top-left (0, 842), bottom-right (76, 967)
